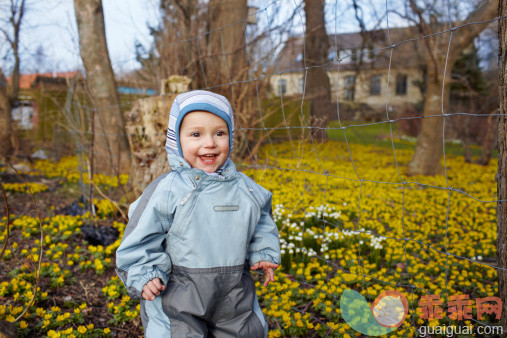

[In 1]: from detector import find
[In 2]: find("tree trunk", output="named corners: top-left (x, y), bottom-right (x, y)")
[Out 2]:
top-left (208, 0), bottom-right (248, 85)
top-left (0, 0), bottom-right (24, 158)
top-left (497, 0), bottom-right (507, 332)
top-left (0, 68), bottom-right (12, 157)
top-left (406, 0), bottom-right (498, 175)
top-left (74, 0), bottom-right (131, 175)
top-left (407, 66), bottom-right (450, 175)
top-left (303, 0), bottom-right (333, 141)
top-left (480, 114), bottom-right (496, 165)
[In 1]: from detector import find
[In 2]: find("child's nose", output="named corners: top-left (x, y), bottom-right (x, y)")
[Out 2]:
top-left (204, 135), bottom-right (216, 147)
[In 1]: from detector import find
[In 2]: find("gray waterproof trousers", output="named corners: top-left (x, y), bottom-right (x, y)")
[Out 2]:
top-left (141, 263), bottom-right (266, 338)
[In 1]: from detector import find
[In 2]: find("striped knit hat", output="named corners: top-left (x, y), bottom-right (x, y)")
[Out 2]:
top-left (165, 90), bottom-right (234, 171)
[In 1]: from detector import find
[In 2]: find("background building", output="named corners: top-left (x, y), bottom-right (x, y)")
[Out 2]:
top-left (270, 27), bottom-right (426, 119)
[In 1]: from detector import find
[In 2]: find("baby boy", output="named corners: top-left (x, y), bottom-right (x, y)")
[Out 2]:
top-left (116, 90), bottom-right (281, 337)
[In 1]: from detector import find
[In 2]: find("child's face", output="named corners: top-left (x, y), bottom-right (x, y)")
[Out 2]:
top-left (180, 111), bottom-right (229, 173)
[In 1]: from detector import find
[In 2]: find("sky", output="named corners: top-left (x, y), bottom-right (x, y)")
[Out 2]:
top-left (0, 0), bottom-right (404, 75)
top-left (0, 0), bottom-right (160, 75)
top-left (0, 0), bottom-right (493, 76)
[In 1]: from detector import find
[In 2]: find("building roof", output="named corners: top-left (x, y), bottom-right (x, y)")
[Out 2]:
top-left (274, 26), bottom-right (425, 73)
top-left (8, 71), bottom-right (81, 89)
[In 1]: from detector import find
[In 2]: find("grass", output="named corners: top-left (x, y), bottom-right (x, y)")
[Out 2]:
top-left (326, 119), bottom-right (497, 159)
top-left (260, 98), bottom-right (495, 160)
top-left (261, 98), bottom-right (310, 140)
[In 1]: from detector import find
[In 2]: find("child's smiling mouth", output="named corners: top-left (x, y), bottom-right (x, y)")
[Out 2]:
top-left (198, 154), bottom-right (219, 165)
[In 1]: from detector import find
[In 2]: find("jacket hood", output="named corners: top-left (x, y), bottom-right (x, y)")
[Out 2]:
top-left (165, 90), bottom-right (235, 174)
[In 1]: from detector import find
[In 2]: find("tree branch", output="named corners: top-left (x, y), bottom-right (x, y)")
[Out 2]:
top-left (451, 0), bottom-right (498, 55)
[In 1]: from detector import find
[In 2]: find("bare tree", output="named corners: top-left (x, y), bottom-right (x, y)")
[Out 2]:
top-left (0, 0), bottom-right (25, 157)
top-left (207, 0), bottom-right (248, 85)
top-left (404, 0), bottom-right (498, 175)
top-left (496, 0), bottom-right (507, 331)
top-left (74, 0), bottom-right (131, 174)
top-left (0, 68), bottom-right (12, 156)
top-left (152, 0), bottom-right (249, 88)
top-left (143, 0), bottom-right (206, 88)
top-left (303, 0), bottom-right (333, 140)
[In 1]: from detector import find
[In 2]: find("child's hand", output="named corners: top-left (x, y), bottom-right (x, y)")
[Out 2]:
top-left (250, 261), bottom-right (280, 287)
top-left (142, 278), bottom-right (165, 301)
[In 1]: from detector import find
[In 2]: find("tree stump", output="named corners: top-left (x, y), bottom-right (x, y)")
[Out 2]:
top-left (124, 95), bottom-right (177, 200)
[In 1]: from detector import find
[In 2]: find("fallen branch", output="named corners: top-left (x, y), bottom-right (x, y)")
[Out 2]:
top-left (90, 180), bottom-right (129, 223)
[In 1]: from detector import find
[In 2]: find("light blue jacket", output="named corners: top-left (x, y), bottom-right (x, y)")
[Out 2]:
top-left (116, 153), bottom-right (281, 298)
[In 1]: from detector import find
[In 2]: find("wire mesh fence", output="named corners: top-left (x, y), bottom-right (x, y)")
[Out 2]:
top-left (0, 0), bottom-right (506, 336)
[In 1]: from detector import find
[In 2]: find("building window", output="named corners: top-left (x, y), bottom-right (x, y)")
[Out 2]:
top-left (396, 74), bottom-right (407, 95)
top-left (11, 100), bottom-right (34, 130)
top-left (299, 77), bottom-right (305, 94)
top-left (296, 53), bottom-right (303, 63)
top-left (278, 79), bottom-right (287, 96)
top-left (344, 75), bottom-right (356, 101)
top-left (370, 74), bottom-right (381, 95)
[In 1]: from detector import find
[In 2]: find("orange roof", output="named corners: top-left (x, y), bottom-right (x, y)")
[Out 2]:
top-left (7, 71), bottom-right (81, 89)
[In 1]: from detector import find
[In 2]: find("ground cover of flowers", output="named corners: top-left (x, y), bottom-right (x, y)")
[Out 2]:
top-left (0, 141), bottom-right (500, 337)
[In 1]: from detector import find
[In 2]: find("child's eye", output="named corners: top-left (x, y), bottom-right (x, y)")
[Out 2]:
top-left (216, 131), bottom-right (226, 136)
top-left (190, 132), bottom-right (200, 137)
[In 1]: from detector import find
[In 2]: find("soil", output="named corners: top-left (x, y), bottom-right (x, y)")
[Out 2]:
top-left (0, 169), bottom-right (144, 337)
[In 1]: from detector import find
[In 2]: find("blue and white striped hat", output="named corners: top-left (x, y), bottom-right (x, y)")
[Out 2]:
top-left (165, 90), bottom-right (235, 170)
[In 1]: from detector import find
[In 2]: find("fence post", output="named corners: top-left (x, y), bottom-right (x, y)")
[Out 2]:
top-left (497, 0), bottom-right (507, 333)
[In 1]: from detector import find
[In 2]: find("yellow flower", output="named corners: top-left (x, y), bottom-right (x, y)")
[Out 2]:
top-left (19, 321), bottom-right (27, 329)
top-left (77, 326), bottom-right (87, 334)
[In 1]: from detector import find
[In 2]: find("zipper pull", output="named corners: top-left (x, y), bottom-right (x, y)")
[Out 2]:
top-left (179, 191), bottom-right (192, 206)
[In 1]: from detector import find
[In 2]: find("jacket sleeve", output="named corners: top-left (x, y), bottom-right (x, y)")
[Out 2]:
top-left (248, 192), bottom-right (282, 266)
top-left (116, 174), bottom-right (174, 299)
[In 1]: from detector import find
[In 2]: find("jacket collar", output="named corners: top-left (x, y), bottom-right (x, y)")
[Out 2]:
top-left (167, 154), bottom-right (237, 178)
